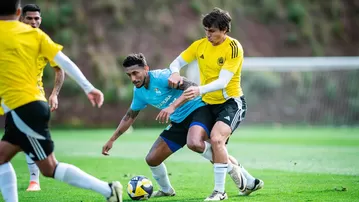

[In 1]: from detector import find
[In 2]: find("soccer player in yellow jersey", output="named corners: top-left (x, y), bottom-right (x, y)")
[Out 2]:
top-left (18, 3), bottom-right (66, 192)
top-left (168, 8), bottom-right (264, 201)
top-left (0, 1), bottom-right (122, 202)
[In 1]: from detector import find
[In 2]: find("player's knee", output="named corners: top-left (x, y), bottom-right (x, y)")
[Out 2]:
top-left (210, 133), bottom-right (227, 147)
top-left (187, 140), bottom-right (204, 153)
top-left (145, 154), bottom-right (161, 167)
top-left (40, 166), bottom-right (55, 178)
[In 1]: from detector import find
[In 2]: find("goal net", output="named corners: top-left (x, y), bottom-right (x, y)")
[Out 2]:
top-left (185, 57), bottom-right (359, 126)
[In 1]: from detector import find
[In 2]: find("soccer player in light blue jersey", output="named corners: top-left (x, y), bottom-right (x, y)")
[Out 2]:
top-left (102, 53), bottom-right (246, 199)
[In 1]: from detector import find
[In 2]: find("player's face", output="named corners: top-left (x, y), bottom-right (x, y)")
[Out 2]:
top-left (22, 11), bottom-right (41, 28)
top-left (125, 65), bottom-right (149, 88)
top-left (204, 27), bottom-right (227, 46)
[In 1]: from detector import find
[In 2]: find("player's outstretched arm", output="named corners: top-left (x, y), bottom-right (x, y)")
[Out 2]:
top-left (102, 108), bottom-right (140, 156)
top-left (48, 66), bottom-right (65, 112)
top-left (53, 51), bottom-right (103, 107)
top-left (184, 69), bottom-right (234, 100)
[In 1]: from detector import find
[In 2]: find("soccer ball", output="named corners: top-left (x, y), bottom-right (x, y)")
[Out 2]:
top-left (127, 175), bottom-right (153, 200)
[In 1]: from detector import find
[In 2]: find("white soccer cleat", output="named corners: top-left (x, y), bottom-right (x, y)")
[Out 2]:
top-left (204, 190), bottom-right (228, 201)
top-left (107, 181), bottom-right (123, 202)
top-left (228, 164), bottom-right (247, 192)
top-left (151, 187), bottom-right (176, 197)
top-left (239, 178), bottom-right (264, 196)
top-left (26, 181), bottom-right (41, 192)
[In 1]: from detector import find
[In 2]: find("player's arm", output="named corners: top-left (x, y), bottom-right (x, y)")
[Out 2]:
top-left (53, 52), bottom-right (94, 94)
top-left (156, 77), bottom-right (198, 123)
top-left (102, 108), bottom-right (140, 156)
top-left (111, 108), bottom-right (140, 141)
top-left (172, 77), bottom-right (198, 108)
top-left (51, 66), bottom-right (65, 96)
top-left (48, 66), bottom-right (65, 111)
top-left (168, 40), bottom-right (201, 88)
top-left (184, 69), bottom-right (234, 99)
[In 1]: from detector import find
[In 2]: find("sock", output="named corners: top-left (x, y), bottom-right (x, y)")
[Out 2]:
top-left (201, 141), bottom-right (213, 162)
top-left (150, 163), bottom-right (172, 193)
top-left (214, 163), bottom-right (227, 193)
top-left (54, 162), bottom-right (112, 198)
top-left (239, 164), bottom-right (256, 189)
top-left (201, 142), bottom-right (234, 173)
top-left (26, 155), bottom-right (40, 184)
top-left (0, 163), bottom-right (18, 202)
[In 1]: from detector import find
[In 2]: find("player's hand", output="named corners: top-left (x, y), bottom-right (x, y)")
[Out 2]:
top-left (48, 94), bottom-right (58, 112)
top-left (102, 140), bottom-right (114, 156)
top-left (168, 73), bottom-right (183, 89)
top-left (156, 106), bottom-right (175, 124)
top-left (87, 88), bottom-right (104, 108)
top-left (184, 86), bottom-right (200, 100)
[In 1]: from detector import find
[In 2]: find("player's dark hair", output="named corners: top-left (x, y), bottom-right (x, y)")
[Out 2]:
top-left (123, 53), bottom-right (147, 68)
top-left (0, 0), bottom-right (21, 16)
top-left (22, 4), bottom-right (40, 16)
top-left (202, 7), bottom-right (232, 33)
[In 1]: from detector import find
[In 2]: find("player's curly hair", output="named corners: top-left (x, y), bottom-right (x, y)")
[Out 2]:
top-left (202, 7), bottom-right (232, 33)
top-left (123, 53), bottom-right (148, 68)
top-left (0, 0), bottom-right (21, 16)
top-left (22, 4), bottom-right (41, 16)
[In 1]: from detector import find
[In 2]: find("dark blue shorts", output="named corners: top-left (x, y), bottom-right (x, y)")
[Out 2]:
top-left (160, 105), bottom-right (214, 152)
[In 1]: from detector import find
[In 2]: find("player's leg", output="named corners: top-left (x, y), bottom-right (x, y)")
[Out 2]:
top-left (146, 122), bottom-right (186, 197)
top-left (187, 106), bottom-right (246, 194)
top-left (146, 136), bottom-right (175, 197)
top-left (0, 128), bottom-right (22, 202)
top-left (203, 98), bottom-right (245, 201)
top-left (9, 101), bottom-right (123, 202)
top-left (35, 152), bottom-right (122, 201)
top-left (26, 154), bottom-right (41, 191)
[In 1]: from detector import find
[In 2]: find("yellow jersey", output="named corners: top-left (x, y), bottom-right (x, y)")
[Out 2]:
top-left (37, 56), bottom-right (57, 95)
top-left (181, 36), bottom-right (244, 104)
top-left (0, 21), bottom-right (63, 114)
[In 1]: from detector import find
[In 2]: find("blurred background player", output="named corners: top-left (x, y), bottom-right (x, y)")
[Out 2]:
top-left (0, 0), bottom-right (122, 201)
top-left (19, 3), bottom-right (65, 192)
top-left (102, 53), bottom-right (246, 199)
top-left (168, 7), bottom-right (264, 201)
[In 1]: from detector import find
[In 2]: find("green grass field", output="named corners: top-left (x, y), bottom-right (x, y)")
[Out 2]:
top-left (3, 126), bottom-right (359, 202)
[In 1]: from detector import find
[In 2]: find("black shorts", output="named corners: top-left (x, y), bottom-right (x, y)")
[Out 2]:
top-left (160, 105), bottom-right (213, 152)
top-left (2, 101), bottom-right (54, 161)
top-left (207, 96), bottom-right (247, 133)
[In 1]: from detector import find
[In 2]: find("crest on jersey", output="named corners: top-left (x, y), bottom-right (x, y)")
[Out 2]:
top-left (154, 88), bottom-right (161, 95)
top-left (217, 57), bottom-right (225, 66)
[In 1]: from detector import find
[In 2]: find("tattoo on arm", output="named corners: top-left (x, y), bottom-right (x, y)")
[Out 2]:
top-left (122, 109), bottom-right (140, 121)
top-left (52, 67), bottom-right (65, 95)
top-left (178, 77), bottom-right (198, 90)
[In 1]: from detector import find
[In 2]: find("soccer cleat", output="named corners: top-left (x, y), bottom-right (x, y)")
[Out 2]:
top-left (228, 164), bottom-right (247, 192)
top-left (204, 190), bottom-right (228, 201)
top-left (239, 178), bottom-right (264, 196)
top-left (107, 181), bottom-right (123, 202)
top-left (151, 187), bottom-right (176, 197)
top-left (26, 181), bottom-right (41, 192)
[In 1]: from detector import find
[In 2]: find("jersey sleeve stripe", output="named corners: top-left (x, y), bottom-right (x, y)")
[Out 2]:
top-left (230, 41), bottom-right (239, 59)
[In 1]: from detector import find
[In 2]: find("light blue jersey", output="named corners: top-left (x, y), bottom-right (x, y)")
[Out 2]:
top-left (130, 69), bottom-right (205, 123)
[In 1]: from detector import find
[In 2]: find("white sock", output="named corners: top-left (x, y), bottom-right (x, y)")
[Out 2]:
top-left (54, 162), bottom-right (112, 198)
top-left (150, 163), bottom-right (172, 193)
top-left (214, 163), bottom-right (227, 193)
top-left (201, 142), bottom-right (234, 173)
top-left (239, 164), bottom-right (256, 189)
top-left (26, 155), bottom-right (40, 184)
top-left (0, 163), bottom-right (18, 202)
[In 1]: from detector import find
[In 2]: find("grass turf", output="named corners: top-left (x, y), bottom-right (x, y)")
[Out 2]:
top-left (3, 126), bottom-right (359, 202)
